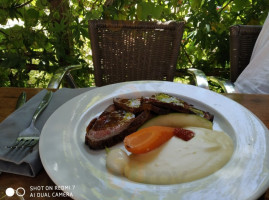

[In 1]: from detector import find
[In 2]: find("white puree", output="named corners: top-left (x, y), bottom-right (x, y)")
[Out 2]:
top-left (106, 127), bottom-right (234, 185)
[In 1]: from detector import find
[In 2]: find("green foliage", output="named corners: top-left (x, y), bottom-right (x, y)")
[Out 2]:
top-left (0, 0), bottom-right (268, 88)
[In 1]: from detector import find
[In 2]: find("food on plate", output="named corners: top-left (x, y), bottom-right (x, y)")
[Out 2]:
top-left (85, 104), bottom-right (151, 149)
top-left (138, 113), bottom-right (213, 130)
top-left (85, 93), bottom-right (214, 150)
top-left (114, 93), bottom-right (214, 121)
top-left (142, 93), bottom-right (214, 122)
top-left (173, 127), bottom-right (195, 141)
top-left (106, 127), bottom-right (234, 185)
top-left (94, 93), bottom-right (232, 185)
top-left (124, 126), bottom-right (176, 154)
top-left (113, 97), bottom-right (142, 113)
top-left (124, 126), bottom-right (195, 154)
top-left (106, 149), bottom-right (129, 175)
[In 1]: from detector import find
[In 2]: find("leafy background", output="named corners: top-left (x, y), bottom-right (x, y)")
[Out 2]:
top-left (0, 0), bottom-right (268, 88)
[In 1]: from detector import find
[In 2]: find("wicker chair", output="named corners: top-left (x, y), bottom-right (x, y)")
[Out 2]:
top-left (49, 22), bottom-right (262, 93)
top-left (89, 20), bottom-right (185, 86)
top-left (208, 25), bottom-right (262, 93)
top-left (229, 25), bottom-right (262, 82)
top-left (49, 20), bottom-right (187, 88)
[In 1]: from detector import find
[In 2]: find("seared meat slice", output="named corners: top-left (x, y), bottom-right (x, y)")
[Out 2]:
top-left (113, 98), bottom-right (142, 113)
top-left (85, 104), bottom-right (151, 150)
top-left (143, 93), bottom-right (214, 122)
top-left (114, 97), bottom-right (171, 115)
top-left (141, 102), bottom-right (171, 115)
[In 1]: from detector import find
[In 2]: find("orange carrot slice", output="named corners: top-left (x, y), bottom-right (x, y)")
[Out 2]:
top-left (124, 126), bottom-right (175, 154)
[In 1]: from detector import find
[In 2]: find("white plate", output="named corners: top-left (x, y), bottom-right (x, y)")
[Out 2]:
top-left (40, 81), bottom-right (269, 200)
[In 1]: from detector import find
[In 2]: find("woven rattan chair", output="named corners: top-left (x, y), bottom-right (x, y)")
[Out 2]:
top-left (229, 25), bottom-right (262, 82)
top-left (48, 22), bottom-right (262, 93)
top-left (49, 20), bottom-right (186, 88)
top-left (90, 20), bottom-right (185, 86)
top-left (207, 25), bottom-right (262, 93)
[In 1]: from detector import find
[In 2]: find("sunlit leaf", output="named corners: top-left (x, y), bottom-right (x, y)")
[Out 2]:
top-left (190, 0), bottom-right (202, 10)
top-left (232, 0), bottom-right (251, 12)
top-left (152, 5), bottom-right (163, 19)
top-left (137, 2), bottom-right (153, 20)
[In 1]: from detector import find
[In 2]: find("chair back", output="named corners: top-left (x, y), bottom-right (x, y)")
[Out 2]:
top-left (88, 20), bottom-right (185, 86)
top-left (229, 25), bottom-right (262, 82)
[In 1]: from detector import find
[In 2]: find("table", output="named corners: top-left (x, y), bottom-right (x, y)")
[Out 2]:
top-left (0, 87), bottom-right (269, 200)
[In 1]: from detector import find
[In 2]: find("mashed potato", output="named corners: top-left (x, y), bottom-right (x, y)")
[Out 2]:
top-left (106, 127), bottom-right (234, 184)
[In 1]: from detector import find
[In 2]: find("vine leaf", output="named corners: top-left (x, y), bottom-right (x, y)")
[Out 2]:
top-left (137, 2), bottom-right (164, 20)
top-left (232, 0), bottom-right (250, 12)
top-left (190, 0), bottom-right (202, 10)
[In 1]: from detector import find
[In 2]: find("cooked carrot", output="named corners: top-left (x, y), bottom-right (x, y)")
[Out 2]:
top-left (124, 126), bottom-right (175, 154)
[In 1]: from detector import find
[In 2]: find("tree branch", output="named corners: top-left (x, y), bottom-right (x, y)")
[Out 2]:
top-left (15, 0), bottom-right (34, 9)
top-left (183, 46), bottom-right (193, 65)
top-left (218, 0), bottom-right (233, 15)
top-left (0, 0), bottom-right (33, 10)
top-left (0, 30), bottom-right (8, 36)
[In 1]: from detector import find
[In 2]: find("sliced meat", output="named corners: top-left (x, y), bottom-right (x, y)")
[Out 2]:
top-left (85, 93), bottom-right (214, 150)
top-left (113, 97), bottom-right (171, 115)
top-left (144, 93), bottom-right (214, 122)
top-left (141, 102), bottom-right (171, 115)
top-left (85, 104), bottom-right (152, 149)
top-left (113, 97), bottom-right (142, 113)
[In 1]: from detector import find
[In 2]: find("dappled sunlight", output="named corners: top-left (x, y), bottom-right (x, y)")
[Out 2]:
top-left (0, 19), bottom-right (24, 29)
top-left (28, 70), bottom-right (52, 88)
